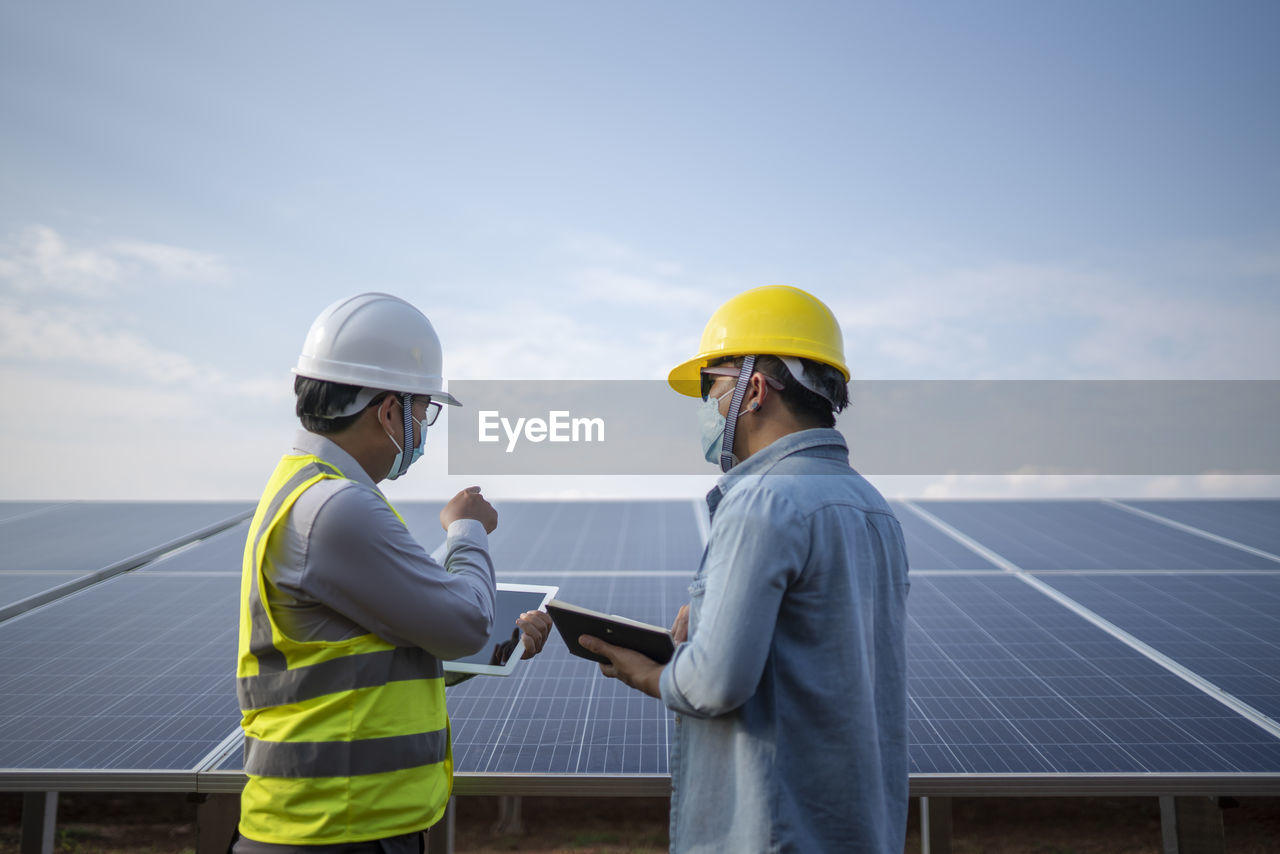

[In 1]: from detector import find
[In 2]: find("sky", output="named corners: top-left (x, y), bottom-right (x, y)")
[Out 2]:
top-left (1, 1), bottom-right (1278, 502)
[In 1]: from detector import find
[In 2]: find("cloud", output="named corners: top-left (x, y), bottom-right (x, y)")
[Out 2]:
top-left (829, 252), bottom-right (1280, 379)
top-left (0, 300), bottom-right (284, 403)
top-left (0, 301), bottom-right (211, 384)
top-left (572, 267), bottom-right (714, 310)
top-left (110, 239), bottom-right (228, 282)
top-left (0, 225), bottom-right (227, 297)
top-left (0, 226), bottom-right (121, 296)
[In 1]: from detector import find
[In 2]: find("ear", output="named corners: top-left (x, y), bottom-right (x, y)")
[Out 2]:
top-left (374, 393), bottom-right (398, 428)
top-left (745, 373), bottom-right (767, 412)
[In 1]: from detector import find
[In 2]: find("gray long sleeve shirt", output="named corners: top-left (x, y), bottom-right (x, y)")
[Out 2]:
top-left (264, 430), bottom-right (496, 659)
top-left (658, 428), bottom-right (910, 854)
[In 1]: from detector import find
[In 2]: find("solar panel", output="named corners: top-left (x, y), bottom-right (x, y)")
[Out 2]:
top-left (906, 574), bottom-right (1280, 774)
top-left (3, 497), bottom-right (1279, 804)
top-left (0, 568), bottom-right (241, 770)
top-left (0, 502), bottom-right (62, 524)
top-left (0, 501), bottom-right (251, 610)
top-left (1120, 499), bottom-right (1280, 560)
top-left (890, 501), bottom-right (998, 571)
top-left (1033, 573), bottom-right (1280, 723)
top-left (916, 500), bottom-right (1278, 570)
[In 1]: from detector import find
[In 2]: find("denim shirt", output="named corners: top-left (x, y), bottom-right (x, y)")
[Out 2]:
top-left (658, 428), bottom-right (910, 854)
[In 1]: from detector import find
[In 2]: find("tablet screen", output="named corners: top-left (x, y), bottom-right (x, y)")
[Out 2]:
top-left (444, 583), bottom-right (558, 676)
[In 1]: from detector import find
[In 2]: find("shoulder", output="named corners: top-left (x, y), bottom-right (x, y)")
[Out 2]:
top-left (292, 476), bottom-right (397, 542)
top-left (729, 462), bottom-right (898, 532)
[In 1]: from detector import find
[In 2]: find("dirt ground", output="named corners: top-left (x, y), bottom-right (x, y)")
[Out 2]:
top-left (1, 792), bottom-right (1278, 853)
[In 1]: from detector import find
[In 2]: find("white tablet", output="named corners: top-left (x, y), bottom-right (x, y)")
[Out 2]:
top-left (443, 582), bottom-right (558, 677)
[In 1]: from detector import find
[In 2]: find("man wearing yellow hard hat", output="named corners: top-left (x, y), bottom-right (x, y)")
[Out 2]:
top-left (582, 285), bottom-right (911, 853)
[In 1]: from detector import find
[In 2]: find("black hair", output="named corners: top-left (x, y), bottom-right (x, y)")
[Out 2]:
top-left (714, 354), bottom-right (848, 429)
top-left (294, 376), bottom-right (390, 434)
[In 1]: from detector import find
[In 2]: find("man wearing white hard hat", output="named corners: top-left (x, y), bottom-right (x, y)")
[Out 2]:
top-left (231, 293), bottom-right (550, 852)
top-left (581, 286), bottom-right (911, 853)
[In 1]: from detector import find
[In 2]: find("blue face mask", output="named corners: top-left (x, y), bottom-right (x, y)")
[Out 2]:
top-left (697, 389), bottom-right (735, 465)
top-left (385, 415), bottom-right (428, 481)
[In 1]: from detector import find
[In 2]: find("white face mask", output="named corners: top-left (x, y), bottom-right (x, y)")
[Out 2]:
top-left (697, 388), bottom-right (736, 466)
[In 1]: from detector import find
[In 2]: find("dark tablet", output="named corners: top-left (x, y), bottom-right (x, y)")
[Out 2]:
top-left (547, 599), bottom-right (675, 665)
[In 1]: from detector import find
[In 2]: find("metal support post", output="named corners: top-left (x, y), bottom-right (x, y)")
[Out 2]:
top-left (920, 796), bottom-right (952, 854)
top-left (20, 791), bottom-right (58, 854)
top-left (1160, 795), bottom-right (1224, 854)
top-left (196, 792), bottom-right (241, 854)
top-left (426, 796), bottom-right (456, 854)
top-left (494, 795), bottom-right (524, 834)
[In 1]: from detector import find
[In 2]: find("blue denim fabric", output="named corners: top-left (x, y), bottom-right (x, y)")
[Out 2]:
top-left (659, 428), bottom-right (910, 853)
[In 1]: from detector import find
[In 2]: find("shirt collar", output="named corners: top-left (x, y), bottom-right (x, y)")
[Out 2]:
top-left (705, 427), bottom-right (849, 509)
top-left (292, 429), bottom-right (380, 491)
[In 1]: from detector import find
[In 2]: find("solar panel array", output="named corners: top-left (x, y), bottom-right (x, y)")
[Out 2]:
top-left (1, 496), bottom-right (1278, 797)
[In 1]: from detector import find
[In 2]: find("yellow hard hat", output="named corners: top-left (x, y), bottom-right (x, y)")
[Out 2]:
top-left (668, 285), bottom-right (849, 397)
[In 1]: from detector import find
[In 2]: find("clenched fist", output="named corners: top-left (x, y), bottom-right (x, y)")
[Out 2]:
top-left (440, 486), bottom-right (497, 534)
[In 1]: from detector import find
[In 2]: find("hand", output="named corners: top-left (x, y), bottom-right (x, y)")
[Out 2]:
top-left (578, 635), bottom-right (664, 699)
top-left (517, 610), bottom-right (553, 659)
top-left (440, 486), bottom-right (497, 534)
top-left (489, 627), bottom-right (520, 666)
top-left (670, 604), bottom-right (690, 644)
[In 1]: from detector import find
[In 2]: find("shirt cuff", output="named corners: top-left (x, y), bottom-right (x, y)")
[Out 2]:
top-left (446, 518), bottom-right (488, 544)
top-left (659, 644), bottom-right (695, 715)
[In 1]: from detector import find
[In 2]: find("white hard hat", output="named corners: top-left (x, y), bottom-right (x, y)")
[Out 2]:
top-left (293, 292), bottom-right (461, 406)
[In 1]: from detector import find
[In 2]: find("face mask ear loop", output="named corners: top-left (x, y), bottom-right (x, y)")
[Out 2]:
top-left (719, 354), bottom-right (756, 472)
top-left (395, 393), bottom-right (414, 479)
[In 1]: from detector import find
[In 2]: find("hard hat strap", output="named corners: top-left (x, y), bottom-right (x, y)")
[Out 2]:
top-left (393, 393), bottom-right (415, 479)
top-left (719, 354), bottom-right (756, 473)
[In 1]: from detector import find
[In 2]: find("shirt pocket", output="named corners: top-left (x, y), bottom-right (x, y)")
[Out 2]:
top-left (687, 575), bottom-right (707, 600)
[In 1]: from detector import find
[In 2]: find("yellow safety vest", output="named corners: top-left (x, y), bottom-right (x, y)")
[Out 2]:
top-left (236, 454), bottom-right (451, 844)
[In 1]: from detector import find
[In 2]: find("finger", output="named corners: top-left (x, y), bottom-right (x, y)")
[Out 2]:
top-left (579, 634), bottom-right (615, 661)
top-left (466, 485), bottom-right (482, 494)
top-left (516, 615), bottom-right (545, 642)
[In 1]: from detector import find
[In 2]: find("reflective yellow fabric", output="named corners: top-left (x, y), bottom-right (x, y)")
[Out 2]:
top-left (236, 453), bottom-right (451, 845)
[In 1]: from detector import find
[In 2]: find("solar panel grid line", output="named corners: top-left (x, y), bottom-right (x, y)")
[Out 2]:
top-left (913, 500), bottom-right (1278, 571)
top-left (898, 501), bottom-right (1021, 573)
top-left (1034, 574), bottom-right (1280, 722)
top-left (0, 502), bottom-right (68, 527)
top-left (909, 582), bottom-right (1131, 773)
top-left (940, 579), bottom-right (1240, 773)
top-left (193, 727), bottom-right (243, 773)
top-left (1025, 569), bottom-right (1280, 576)
top-left (1013, 574), bottom-right (1280, 740)
top-left (0, 572), bottom-right (241, 771)
top-left (902, 500), bottom-right (1280, 742)
top-left (1105, 498), bottom-right (1280, 565)
top-left (0, 507), bottom-right (252, 623)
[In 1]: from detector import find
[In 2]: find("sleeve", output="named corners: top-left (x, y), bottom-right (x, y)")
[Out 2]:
top-left (659, 487), bottom-right (806, 718)
top-left (300, 484), bottom-right (497, 661)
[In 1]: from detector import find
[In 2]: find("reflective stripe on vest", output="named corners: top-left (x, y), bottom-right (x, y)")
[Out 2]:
top-left (244, 728), bottom-right (449, 777)
top-left (236, 453), bottom-right (451, 844)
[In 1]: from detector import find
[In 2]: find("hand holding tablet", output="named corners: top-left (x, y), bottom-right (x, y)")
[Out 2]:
top-left (546, 599), bottom-right (675, 665)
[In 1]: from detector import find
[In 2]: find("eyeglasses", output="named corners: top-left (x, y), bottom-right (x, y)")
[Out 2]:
top-left (392, 394), bottom-right (442, 426)
top-left (699, 364), bottom-right (784, 401)
top-left (418, 397), bottom-right (443, 426)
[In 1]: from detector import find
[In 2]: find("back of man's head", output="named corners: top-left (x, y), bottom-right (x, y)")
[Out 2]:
top-left (294, 376), bottom-right (389, 434)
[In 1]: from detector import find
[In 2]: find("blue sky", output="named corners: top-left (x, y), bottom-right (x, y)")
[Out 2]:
top-left (2, 1), bottom-right (1277, 501)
